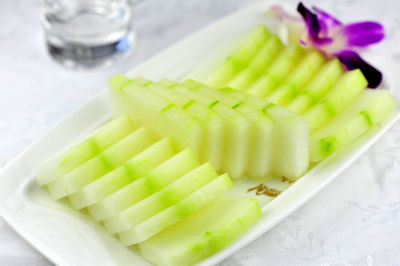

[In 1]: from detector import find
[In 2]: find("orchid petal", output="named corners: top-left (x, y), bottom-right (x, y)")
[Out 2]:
top-left (312, 37), bottom-right (334, 46)
top-left (312, 6), bottom-right (342, 35)
top-left (335, 50), bottom-right (382, 88)
top-left (341, 21), bottom-right (385, 47)
top-left (297, 2), bottom-right (320, 38)
top-left (299, 36), bottom-right (333, 52)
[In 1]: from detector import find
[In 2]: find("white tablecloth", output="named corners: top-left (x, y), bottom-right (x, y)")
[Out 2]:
top-left (1, 0), bottom-right (400, 265)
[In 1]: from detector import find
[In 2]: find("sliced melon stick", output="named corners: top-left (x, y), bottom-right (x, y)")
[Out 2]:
top-left (217, 103), bottom-right (273, 178)
top-left (310, 90), bottom-right (397, 162)
top-left (303, 69), bottom-right (367, 131)
top-left (286, 59), bottom-right (344, 114)
top-left (130, 79), bottom-right (212, 160)
top-left (143, 80), bottom-right (225, 170)
top-left (118, 173), bottom-right (233, 245)
top-left (139, 196), bottom-right (261, 266)
top-left (46, 127), bottom-right (154, 199)
top-left (88, 149), bottom-right (200, 221)
top-left (105, 162), bottom-right (218, 234)
top-left (109, 75), bottom-right (137, 117)
top-left (69, 138), bottom-right (177, 209)
top-left (246, 43), bottom-right (306, 98)
top-left (170, 84), bottom-right (251, 178)
top-left (186, 80), bottom-right (308, 178)
top-left (109, 75), bottom-right (204, 157)
top-left (205, 25), bottom-right (271, 88)
top-left (265, 50), bottom-right (325, 105)
top-left (182, 81), bottom-right (274, 178)
top-left (217, 87), bottom-right (309, 179)
top-left (226, 35), bottom-right (284, 91)
top-left (35, 115), bottom-right (135, 186)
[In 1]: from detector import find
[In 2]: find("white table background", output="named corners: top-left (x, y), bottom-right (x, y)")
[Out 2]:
top-left (1, 0), bottom-right (400, 265)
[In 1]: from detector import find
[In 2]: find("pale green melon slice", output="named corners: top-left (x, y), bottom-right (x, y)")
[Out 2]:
top-left (170, 84), bottom-right (251, 179)
top-left (68, 137), bottom-right (177, 209)
top-left (87, 149), bottom-right (200, 221)
top-left (144, 79), bottom-right (225, 171)
top-left (35, 115), bottom-right (135, 186)
top-left (246, 43), bottom-right (305, 97)
top-left (181, 80), bottom-right (274, 178)
top-left (217, 86), bottom-right (309, 179)
top-left (104, 162), bottom-right (218, 234)
top-left (138, 196), bottom-right (261, 266)
top-left (205, 25), bottom-right (271, 88)
top-left (118, 173), bottom-right (233, 245)
top-left (310, 90), bottom-right (397, 162)
top-left (226, 35), bottom-right (284, 90)
top-left (303, 69), bottom-right (367, 131)
top-left (46, 127), bottom-right (154, 199)
top-left (109, 74), bottom-right (204, 157)
top-left (285, 58), bottom-right (344, 114)
top-left (265, 50), bottom-right (325, 105)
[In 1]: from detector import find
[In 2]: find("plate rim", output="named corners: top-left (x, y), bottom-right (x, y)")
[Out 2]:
top-left (0, 1), bottom-right (399, 265)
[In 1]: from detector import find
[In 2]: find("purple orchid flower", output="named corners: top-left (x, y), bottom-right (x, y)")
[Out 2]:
top-left (269, 2), bottom-right (385, 88)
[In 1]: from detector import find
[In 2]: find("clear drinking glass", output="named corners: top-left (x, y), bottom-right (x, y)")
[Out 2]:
top-left (40, 0), bottom-right (136, 68)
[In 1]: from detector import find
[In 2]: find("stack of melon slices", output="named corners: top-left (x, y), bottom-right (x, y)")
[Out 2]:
top-left (34, 23), bottom-right (397, 266)
top-left (35, 115), bottom-right (261, 265)
top-left (109, 74), bottom-right (309, 180)
top-left (187, 24), bottom-right (397, 162)
top-left (110, 73), bottom-right (396, 171)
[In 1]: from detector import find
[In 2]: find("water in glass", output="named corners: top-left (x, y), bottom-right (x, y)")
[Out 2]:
top-left (41, 0), bottom-right (134, 68)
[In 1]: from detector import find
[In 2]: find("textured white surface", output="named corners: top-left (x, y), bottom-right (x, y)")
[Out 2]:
top-left (1, 0), bottom-right (400, 265)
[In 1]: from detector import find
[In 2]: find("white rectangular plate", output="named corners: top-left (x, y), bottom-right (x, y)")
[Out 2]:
top-left (0, 1), bottom-right (399, 266)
